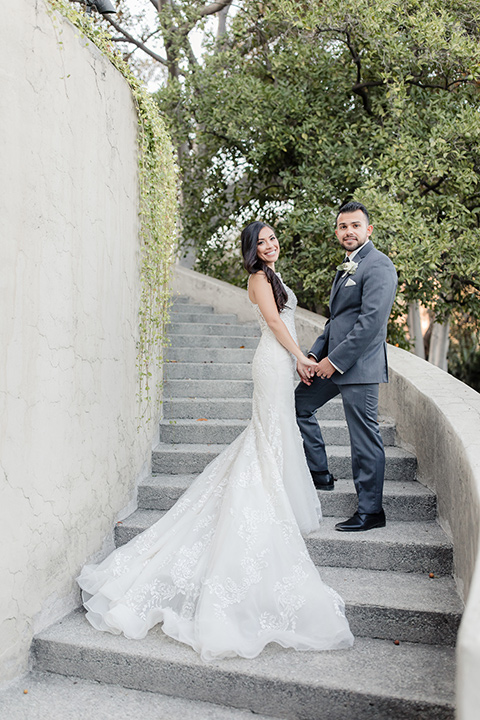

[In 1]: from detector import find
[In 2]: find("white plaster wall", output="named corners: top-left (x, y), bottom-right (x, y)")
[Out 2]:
top-left (0, 0), bottom-right (162, 684)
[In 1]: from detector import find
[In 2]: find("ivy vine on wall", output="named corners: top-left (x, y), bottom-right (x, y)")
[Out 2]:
top-left (46, 0), bottom-right (178, 415)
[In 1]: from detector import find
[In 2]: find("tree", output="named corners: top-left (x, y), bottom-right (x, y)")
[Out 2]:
top-left (155, 0), bottom-right (480, 360)
top-left (86, 0), bottom-right (480, 364)
top-left (83, 0), bottom-right (233, 86)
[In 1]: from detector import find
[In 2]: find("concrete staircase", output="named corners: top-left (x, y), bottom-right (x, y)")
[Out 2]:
top-left (30, 296), bottom-right (462, 719)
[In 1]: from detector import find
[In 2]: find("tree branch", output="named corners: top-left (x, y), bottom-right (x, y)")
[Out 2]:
top-left (216, 2), bottom-right (230, 39)
top-left (351, 80), bottom-right (385, 91)
top-left (176, 0), bottom-right (233, 36)
top-left (316, 26), bottom-right (376, 116)
top-left (103, 14), bottom-right (169, 67)
top-left (344, 30), bottom-right (374, 116)
top-left (198, 1), bottom-right (232, 19)
top-left (419, 175), bottom-right (448, 196)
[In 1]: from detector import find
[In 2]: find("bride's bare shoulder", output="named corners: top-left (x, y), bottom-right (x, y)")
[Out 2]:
top-left (248, 271), bottom-right (268, 302)
top-left (249, 271), bottom-right (267, 284)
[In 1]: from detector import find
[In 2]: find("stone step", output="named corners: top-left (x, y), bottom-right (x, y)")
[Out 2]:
top-left (164, 379), bottom-right (254, 398)
top-left (158, 418), bottom-right (396, 446)
top-left (162, 382), bottom-right (392, 434)
top-left (33, 610), bottom-right (455, 720)
top-left (115, 511), bottom-right (452, 576)
top-left (159, 418), bottom-right (248, 444)
top-left (171, 302), bottom-right (214, 314)
top-left (163, 397), bottom-right (254, 419)
top-left (165, 361), bottom-right (253, 380)
top-left (138, 476), bottom-right (437, 522)
top-left (168, 322), bottom-right (261, 337)
top-left (151, 443), bottom-right (417, 481)
top-left (0, 671), bottom-right (278, 720)
top-left (162, 397), bottom-right (348, 420)
top-left (307, 516), bottom-right (453, 576)
top-left (166, 347), bottom-right (256, 364)
top-left (170, 311), bottom-right (239, 324)
top-left (318, 566), bottom-right (461, 646)
top-left (170, 335), bottom-right (260, 349)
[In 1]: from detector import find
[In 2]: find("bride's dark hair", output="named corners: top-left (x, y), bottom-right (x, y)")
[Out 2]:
top-left (241, 221), bottom-right (288, 313)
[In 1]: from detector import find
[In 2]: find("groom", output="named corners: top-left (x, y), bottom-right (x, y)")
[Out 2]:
top-left (295, 202), bottom-right (397, 532)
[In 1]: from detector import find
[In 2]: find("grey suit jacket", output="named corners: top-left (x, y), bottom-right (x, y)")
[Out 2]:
top-left (310, 242), bottom-right (397, 385)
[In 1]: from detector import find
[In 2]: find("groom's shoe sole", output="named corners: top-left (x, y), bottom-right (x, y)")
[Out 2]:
top-left (311, 472), bottom-right (336, 491)
top-left (335, 510), bottom-right (386, 532)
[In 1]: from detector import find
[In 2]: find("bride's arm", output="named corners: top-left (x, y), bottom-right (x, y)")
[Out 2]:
top-left (249, 272), bottom-right (316, 375)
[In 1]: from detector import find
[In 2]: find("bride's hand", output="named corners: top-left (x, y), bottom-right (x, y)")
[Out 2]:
top-left (297, 356), bottom-right (317, 385)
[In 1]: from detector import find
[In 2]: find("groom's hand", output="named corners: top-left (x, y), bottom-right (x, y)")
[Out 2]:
top-left (315, 357), bottom-right (336, 380)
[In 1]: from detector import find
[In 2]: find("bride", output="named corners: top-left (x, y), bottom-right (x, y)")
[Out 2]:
top-left (77, 221), bottom-right (354, 660)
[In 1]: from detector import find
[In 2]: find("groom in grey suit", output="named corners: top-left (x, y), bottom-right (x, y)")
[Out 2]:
top-left (295, 202), bottom-right (397, 531)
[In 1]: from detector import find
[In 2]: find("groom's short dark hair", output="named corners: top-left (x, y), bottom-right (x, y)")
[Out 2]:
top-left (336, 201), bottom-right (370, 224)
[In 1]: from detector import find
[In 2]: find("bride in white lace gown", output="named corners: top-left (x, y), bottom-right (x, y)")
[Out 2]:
top-left (77, 222), bottom-right (354, 660)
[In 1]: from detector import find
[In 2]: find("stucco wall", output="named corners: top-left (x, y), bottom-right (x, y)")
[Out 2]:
top-left (378, 349), bottom-right (480, 720)
top-left (0, 1), bottom-right (161, 685)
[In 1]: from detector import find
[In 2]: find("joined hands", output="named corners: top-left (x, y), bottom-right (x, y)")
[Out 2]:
top-left (297, 356), bottom-right (336, 385)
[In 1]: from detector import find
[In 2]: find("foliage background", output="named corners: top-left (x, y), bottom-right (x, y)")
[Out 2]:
top-left (59, 0), bottom-right (480, 385)
top-left (153, 0), bottom-right (480, 357)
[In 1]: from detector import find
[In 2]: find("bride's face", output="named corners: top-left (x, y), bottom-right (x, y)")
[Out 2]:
top-left (256, 226), bottom-right (280, 267)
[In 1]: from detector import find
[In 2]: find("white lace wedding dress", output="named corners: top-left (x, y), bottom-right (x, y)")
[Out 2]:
top-left (77, 275), bottom-right (354, 659)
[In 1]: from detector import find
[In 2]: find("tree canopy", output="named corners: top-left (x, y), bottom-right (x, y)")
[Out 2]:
top-left (90, 0), bottom-right (480, 351)
top-left (151, 0), bottom-right (480, 346)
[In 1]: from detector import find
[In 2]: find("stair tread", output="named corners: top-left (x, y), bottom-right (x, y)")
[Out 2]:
top-left (172, 305), bottom-right (214, 313)
top-left (139, 476), bottom-right (436, 523)
top-left (0, 671), bottom-right (277, 720)
top-left (160, 417), bottom-right (249, 424)
top-left (319, 566), bottom-right (462, 614)
top-left (170, 312), bottom-right (239, 320)
top-left (169, 323), bottom-right (260, 334)
top-left (164, 378), bottom-right (253, 385)
top-left (34, 610), bottom-right (455, 711)
top-left (158, 417), bottom-right (395, 428)
top-left (119, 509), bottom-right (451, 548)
top-left (143, 475), bottom-right (434, 497)
top-left (166, 361), bottom-right (253, 368)
top-left (167, 348), bottom-right (256, 360)
top-left (153, 442), bottom-right (415, 459)
top-left (169, 334), bottom-right (260, 344)
top-left (163, 395), bottom-right (340, 403)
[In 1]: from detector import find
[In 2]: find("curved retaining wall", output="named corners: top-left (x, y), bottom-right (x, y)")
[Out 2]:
top-left (172, 265), bottom-right (480, 720)
top-left (0, 1), bottom-right (163, 685)
top-left (379, 347), bottom-right (480, 720)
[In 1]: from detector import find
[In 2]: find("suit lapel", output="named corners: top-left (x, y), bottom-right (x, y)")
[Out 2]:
top-left (329, 271), bottom-right (344, 306)
top-left (329, 242), bottom-right (374, 308)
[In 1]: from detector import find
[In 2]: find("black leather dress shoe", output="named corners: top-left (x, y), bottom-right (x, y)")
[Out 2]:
top-left (335, 509), bottom-right (386, 532)
top-left (311, 472), bottom-right (336, 491)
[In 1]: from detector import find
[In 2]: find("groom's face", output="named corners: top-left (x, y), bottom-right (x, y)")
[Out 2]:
top-left (335, 210), bottom-right (373, 255)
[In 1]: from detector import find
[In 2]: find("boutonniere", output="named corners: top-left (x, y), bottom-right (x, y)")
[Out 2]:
top-left (336, 259), bottom-right (358, 276)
